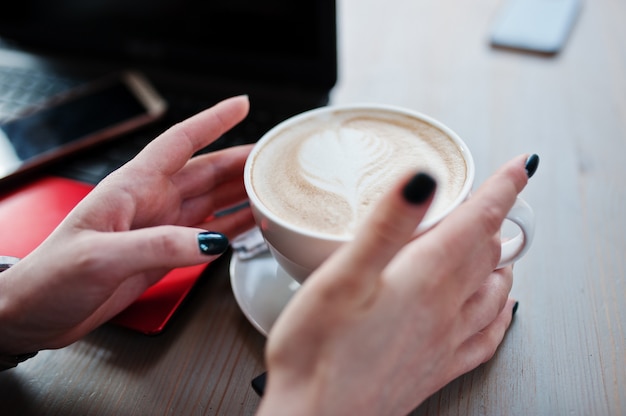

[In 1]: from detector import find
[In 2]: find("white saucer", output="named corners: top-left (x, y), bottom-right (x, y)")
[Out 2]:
top-left (230, 252), bottom-right (301, 336)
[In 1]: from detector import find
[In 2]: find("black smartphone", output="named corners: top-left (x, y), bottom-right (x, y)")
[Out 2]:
top-left (0, 71), bottom-right (167, 188)
top-left (489, 0), bottom-right (582, 54)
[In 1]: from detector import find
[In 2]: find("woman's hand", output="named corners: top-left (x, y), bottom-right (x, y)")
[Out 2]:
top-left (0, 96), bottom-right (255, 354)
top-left (259, 154), bottom-right (533, 416)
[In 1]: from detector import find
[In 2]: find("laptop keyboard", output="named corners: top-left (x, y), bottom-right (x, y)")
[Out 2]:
top-left (0, 66), bottom-right (307, 185)
top-left (0, 66), bottom-right (85, 121)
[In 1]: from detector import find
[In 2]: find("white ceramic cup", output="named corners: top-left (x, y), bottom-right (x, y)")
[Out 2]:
top-left (244, 104), bottom-right (535, 284)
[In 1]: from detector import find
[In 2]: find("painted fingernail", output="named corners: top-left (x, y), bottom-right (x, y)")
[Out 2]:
top-left (512, 301), bottom-right (519, 318)
top-left (198, 232), bottom-right (229, 255)
top-left (525, 154), bottom-right (540, 178)
top-left (251, 372), bottom-right (267, 396)
top-left (402, 172), bottom-right (436, 204)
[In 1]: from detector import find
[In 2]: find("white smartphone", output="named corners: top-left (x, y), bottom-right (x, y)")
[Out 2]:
top-left (489, 0), bottom-right (583, 54)
top-left (0, 71), bottom-right (167, 188)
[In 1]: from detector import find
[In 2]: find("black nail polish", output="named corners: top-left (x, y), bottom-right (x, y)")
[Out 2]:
top-left (525, 154), bottom-right (540, 178)
top-left (251, 372), bottom-right (267, 396)
top-left (198, 232), bottom-right (229, 255)
top-left (512, 301), bottom-right (519, 318)
top-left (402, 172), bottom-right (436, 204)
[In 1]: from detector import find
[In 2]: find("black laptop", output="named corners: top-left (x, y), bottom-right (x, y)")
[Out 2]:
top-left (0, 0), bottom-right (337, 184)
top-left (0, 1), bottom-right (337, 335)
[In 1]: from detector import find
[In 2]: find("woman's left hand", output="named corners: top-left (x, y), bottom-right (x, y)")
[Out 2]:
top-left (0, 96), bottom-right (255, 354)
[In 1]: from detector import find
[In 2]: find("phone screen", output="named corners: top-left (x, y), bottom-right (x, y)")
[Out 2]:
top-left (0, 72), bottom-right (166, 185)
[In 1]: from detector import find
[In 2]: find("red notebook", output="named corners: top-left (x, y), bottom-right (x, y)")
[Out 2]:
top-left (0, 177), bottom-right (207, 334)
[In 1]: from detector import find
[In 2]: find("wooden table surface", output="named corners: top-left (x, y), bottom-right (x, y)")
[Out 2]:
top-left (1, 0), bottom-right (624, 414)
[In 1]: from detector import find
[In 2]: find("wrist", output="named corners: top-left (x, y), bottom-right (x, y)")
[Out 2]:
top-left (256, 375), bottom-right (320, 416)
top-left (0, 256), bottom-right (38, 370)
top-left (256, 370), bottom-right (361, 416)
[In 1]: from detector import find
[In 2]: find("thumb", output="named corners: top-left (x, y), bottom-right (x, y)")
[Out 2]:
top-left (314, 172), bottom-right (437, 301)
top-left (102, 226), bottom-right (229, 278)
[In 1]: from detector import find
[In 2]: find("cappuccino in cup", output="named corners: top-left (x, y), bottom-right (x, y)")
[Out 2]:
top-left (244, 104), bottom-right (534, 283)
top-left (248, 108), bottom-right (468, 239)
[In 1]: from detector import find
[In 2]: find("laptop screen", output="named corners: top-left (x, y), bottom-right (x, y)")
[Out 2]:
top-left (0, 0), bottom-right (337, 90)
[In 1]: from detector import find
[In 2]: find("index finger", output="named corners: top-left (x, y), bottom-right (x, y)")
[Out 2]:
top-left (134, 95), bottom-right (250, 176)
top-left (310, 172), bottom-right (436, 307)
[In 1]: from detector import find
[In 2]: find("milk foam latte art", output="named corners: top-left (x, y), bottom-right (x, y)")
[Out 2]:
top-left (248, 108), bottom-right (467, 238)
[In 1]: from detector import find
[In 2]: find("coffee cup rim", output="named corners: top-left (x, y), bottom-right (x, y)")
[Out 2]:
top-left (244, 103), bottom-right (476, 242)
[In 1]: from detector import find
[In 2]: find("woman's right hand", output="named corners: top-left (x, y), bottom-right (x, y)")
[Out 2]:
top-left (258, 154), bottom-right (534, 416)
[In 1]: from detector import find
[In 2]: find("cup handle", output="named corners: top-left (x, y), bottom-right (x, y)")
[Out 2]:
top-left (496, 197), bottom-right (535, 269)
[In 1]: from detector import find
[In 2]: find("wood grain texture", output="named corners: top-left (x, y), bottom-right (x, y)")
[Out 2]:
top-left (1, 0), bottom-right (624, 414)
top-left (332, 0), bottom-right (625, 414)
